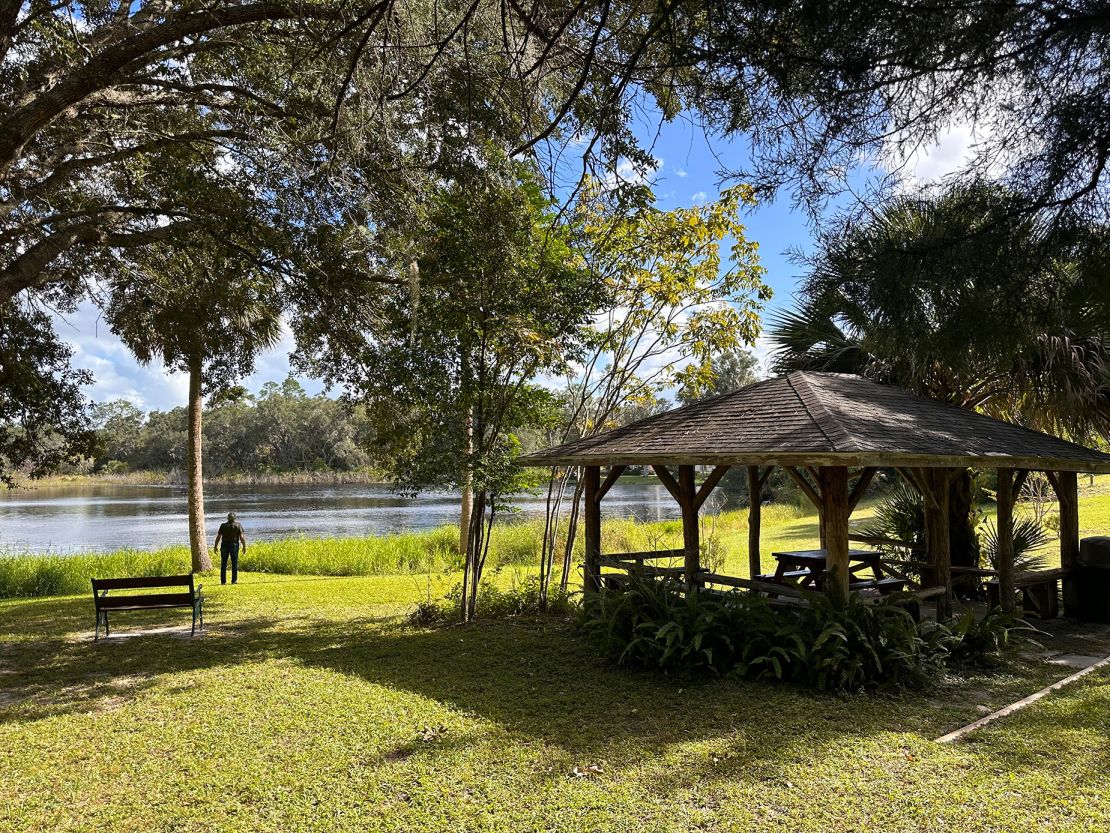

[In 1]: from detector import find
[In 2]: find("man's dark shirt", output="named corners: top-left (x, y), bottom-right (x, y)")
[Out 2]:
top-left (218, 521), bottom-right (244, 552)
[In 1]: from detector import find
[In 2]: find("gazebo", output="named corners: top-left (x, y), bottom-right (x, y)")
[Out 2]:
top-left (522, 372), bottom-right (1110, 618)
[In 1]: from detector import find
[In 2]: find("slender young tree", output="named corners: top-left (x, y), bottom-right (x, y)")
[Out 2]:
top-left (536, 182), bottom-right (771, 599)
top-left (104, 245), bottom-right (283, 571)
top-left (298, 160), bottom-right (599, 620)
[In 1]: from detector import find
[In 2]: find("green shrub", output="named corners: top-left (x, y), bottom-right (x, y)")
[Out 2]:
top-left (926, 606), bottom-right (1043, 668)
top-left (407, 575), bottom-right (578, 625)
top-left (578, 578), bottom-right (1033, 692)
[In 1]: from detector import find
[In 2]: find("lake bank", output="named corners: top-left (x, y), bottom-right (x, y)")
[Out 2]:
top-left (0, 479), bottom-right (695, 554)
top-left (0, 505), bottom-right (811, 599)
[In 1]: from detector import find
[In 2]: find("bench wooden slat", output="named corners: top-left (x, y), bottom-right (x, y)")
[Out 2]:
top-left (598, 558), bottom-right (692, 578)
top-left (97, 593), bottom-right (196, 609)
top-left (92, 575), bottom-right (193, 591)
top-left (755, 570), bottom-right (811, 581)
top-left (701, 573), bottom-right (810, 599)
top-left (850, 577), bottom-right (907, 593)
top-left (605, 549), bottom-right (685, 562)
top-left (985, 567), bottom-right (1072, 588)
top-left (848, 533), bottom-right (925, 552)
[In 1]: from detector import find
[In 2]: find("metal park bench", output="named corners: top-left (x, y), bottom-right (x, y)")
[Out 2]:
top-left (91, 575), bottom-right (205, 640)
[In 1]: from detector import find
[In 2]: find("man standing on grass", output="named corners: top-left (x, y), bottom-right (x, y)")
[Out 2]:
top-left (214, 512), bottom-right (247, 585)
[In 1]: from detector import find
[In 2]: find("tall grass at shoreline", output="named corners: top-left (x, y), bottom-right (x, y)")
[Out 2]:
top-left (0, 505), bottom-right (812, 601)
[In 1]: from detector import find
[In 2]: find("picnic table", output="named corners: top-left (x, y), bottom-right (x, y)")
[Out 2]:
top-left (761, 548), bottom-right (906, 594)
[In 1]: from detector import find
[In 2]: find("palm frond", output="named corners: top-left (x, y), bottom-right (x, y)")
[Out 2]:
top-left (980, 518), bottom-right (1052, 573)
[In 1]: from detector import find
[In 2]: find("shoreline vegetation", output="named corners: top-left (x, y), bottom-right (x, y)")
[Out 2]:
top-left (8, 468), bottom-right (389, 489)
top-left (2, 479), bottom-right (1106, 602)
top-left (8, 469), bottom-right (658, 490)
top-left (0, 505), bottom-right (809, 600)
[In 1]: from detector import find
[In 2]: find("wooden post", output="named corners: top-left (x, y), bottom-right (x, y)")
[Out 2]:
top-left (924, 468), bottom-right (953, 619)
top-left (1055, 471), bottom-right (1079, 616)
top-left (678, 464), bottom-right (700, 595)
top-left (996, 468), bottom-right (1016, 614)
top-left (583, 465), bottom-right (602, 596)
top-left (747, 466), bottom-right (762, 580)
top-left (819, 466), bottom-right (849, 602)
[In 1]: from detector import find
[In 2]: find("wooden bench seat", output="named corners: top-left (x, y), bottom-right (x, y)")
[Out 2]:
top-left (754, 570), bottom-right (811, 582)
top-left (985, 568), bottom-right (1071, 619)
top-left (850, 577), bottom-right (907, 594)
top-left (92, 575), bottom-right (204, 640)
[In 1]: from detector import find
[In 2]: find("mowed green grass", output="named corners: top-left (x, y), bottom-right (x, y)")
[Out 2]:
top-left (2, 580), bottom-right (1110, 830)
top-left (1, 480), bottom-right (1109, 832)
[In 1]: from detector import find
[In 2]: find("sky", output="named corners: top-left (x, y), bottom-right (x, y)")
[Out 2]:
top-left (54, 114), bottom-right (979, 413)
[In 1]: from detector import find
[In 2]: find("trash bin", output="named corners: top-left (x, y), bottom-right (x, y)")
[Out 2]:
top-left (1077, 537), bottom-right (1110, 623)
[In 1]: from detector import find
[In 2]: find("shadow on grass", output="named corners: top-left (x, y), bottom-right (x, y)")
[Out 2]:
top-left (3, 593), bottom-right (1108, 785)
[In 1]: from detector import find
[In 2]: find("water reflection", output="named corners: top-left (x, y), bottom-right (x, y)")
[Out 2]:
top-left (0, 481), bottom-right (685, 554)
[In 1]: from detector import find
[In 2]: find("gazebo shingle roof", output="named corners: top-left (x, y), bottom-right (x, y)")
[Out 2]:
top-left (521, 372), bottom-right (1110, 473)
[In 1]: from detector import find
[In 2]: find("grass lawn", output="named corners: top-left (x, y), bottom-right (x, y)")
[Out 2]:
top-left (2, 480), bottom-right (1110, 831)
top-left (3, 572), bottom-right (1110, 832)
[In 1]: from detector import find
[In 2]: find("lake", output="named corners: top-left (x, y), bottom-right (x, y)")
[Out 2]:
top-left (0, 480), bottom-right (712, 554)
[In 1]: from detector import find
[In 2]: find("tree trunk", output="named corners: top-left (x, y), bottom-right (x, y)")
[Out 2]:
top-left (678, 465), bottom-right (700, 596)
top-left (559, 479), bottom-right (584, 591)
top-left (996, 468), bottom-right (1016, 614)
top-left (925, 468), bottom-right (953, 619)
top-left (582, 466), bottom-right (602, 597)
top-left (459, 411), bottom-right (473, 560)
top-left (820, 466), bottom-right (850, 603)
top-left (948, 468), bottom-right (978, 571)
top-left (1054, 471), bottom-right (1079, 616)
top-left (463, 490), bottom-right (490, 622)
top-left (747, 466), bottom-right (762, 580)
top-left (187, 360), bottom-right (211, 573)
top-left (538, 466), bottom-right (572, 610)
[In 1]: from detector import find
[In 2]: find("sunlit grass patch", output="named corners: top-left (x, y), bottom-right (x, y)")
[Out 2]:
top-left (0, 574), bottom-right (1108, 833)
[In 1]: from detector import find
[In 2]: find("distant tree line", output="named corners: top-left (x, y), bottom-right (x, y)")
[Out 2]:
top-left (89, 379), bottom-right (375, 478)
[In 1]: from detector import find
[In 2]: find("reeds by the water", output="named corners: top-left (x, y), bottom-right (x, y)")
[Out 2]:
top-left (0, 504), bottom-right (809, 600)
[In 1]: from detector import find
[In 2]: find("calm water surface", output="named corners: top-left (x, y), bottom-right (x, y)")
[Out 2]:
top-left (0, 481), bottom-right (690, 554)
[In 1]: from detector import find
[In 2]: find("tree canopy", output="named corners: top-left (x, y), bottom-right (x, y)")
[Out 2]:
top-left (769, 183), bottom-right (1110, 442)
top-left (686, 1), bottom-right (1110, 224)
top-left (0, 301), bottom-right (94, 484)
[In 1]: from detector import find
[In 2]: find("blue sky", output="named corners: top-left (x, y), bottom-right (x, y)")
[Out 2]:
top-left (56, 115), bottom-right (975, 412)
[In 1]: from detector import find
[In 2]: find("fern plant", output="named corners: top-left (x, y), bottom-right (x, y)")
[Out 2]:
top-left (577, 576), bottom-right (1031, 692)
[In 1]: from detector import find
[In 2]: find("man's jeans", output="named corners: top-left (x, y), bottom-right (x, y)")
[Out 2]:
top-left (221, 546), bottom-right (239, 584)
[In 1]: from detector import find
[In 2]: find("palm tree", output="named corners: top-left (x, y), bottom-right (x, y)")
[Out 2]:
top-left (770, 184), bottom-right (1110, 440)
top-left (104, 246), bottom-right (283, 572)
top-left (770, 183), bottom-right (1110, 567)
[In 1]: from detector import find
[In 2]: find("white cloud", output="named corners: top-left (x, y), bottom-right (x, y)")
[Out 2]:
top-left (885, 120), bottom-right (994, 186)
top-left (602, 156), bottom-right (662, 190)
top-left (674, 167), bottom-right (687, 178)
top-left (53, 301), bottom-right (319, 412)
top-left (690, 191), bottom-right (707, 204)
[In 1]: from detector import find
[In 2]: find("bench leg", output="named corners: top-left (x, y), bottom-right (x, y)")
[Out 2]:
top-left (191, 606), bottom-right (197, 636)
top-left (94, 610), bottom-right (101, 642)
top-left (104, 611), bottom-right (110, 638)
